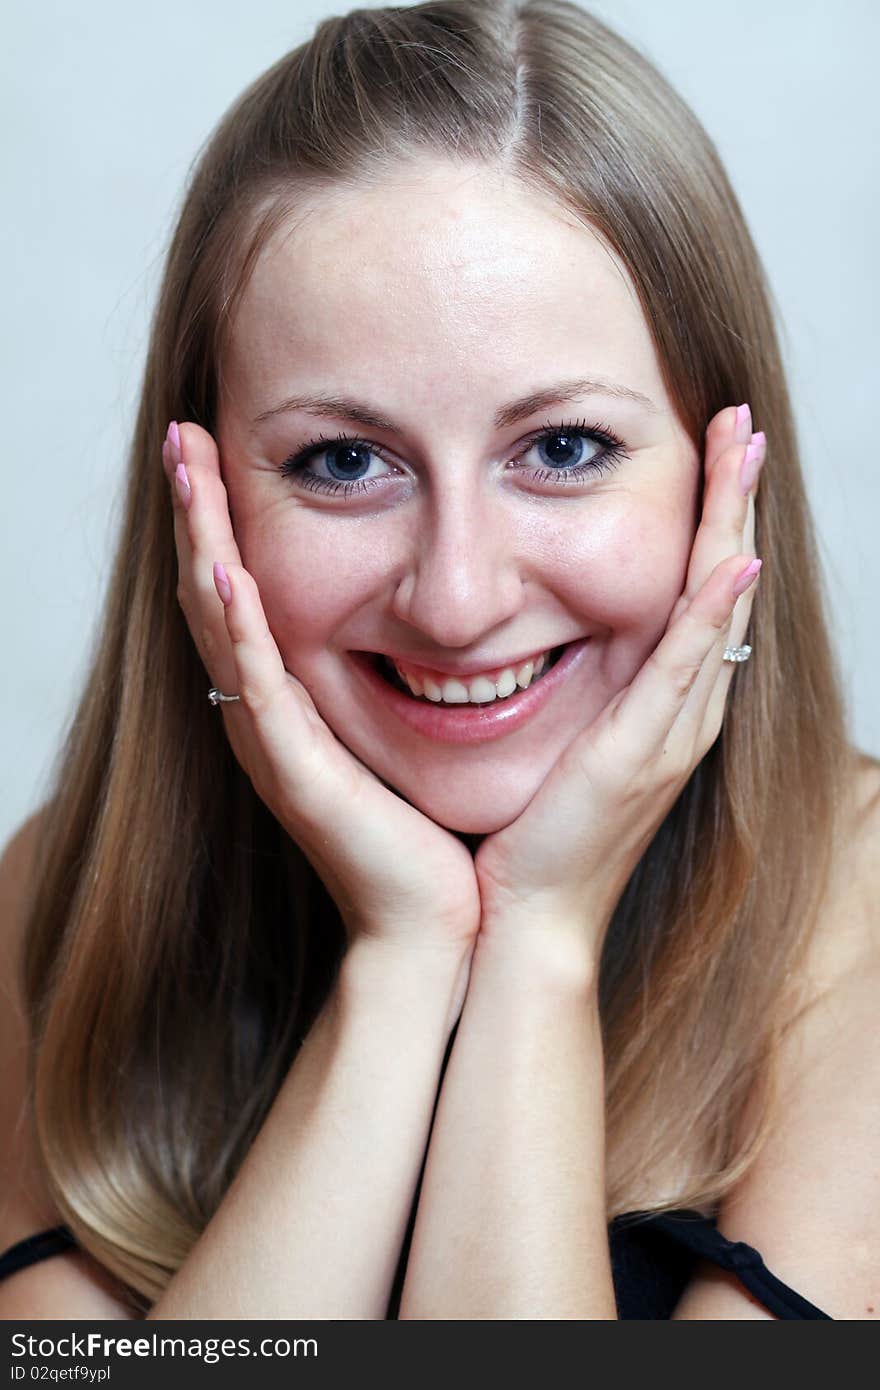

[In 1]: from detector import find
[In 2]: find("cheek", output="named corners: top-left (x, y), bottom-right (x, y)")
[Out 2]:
top-left (553, 497), bottom-right (693, 623)
top-left (544, 493), bottom-right (696, 690)
top-left (236, 512), bottom-right (383, 657)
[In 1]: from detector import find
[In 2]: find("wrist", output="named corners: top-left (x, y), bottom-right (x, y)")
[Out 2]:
top-left (474, 913), bottom-right (601, 999)
top-left (340, 934), bottom-right (474, 1035)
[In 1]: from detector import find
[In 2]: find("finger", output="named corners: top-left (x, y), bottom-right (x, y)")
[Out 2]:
top-left (694, 485), bottom-right (760, 743)
top-left (687, 438), bottom-right (752, 594)
top-left (705, 402), bottom-right (751, 483)
top-left (163, 419), bottom-right (201, 567)
top-left (671, 423), bottom-right (764, 626)
top-left (729, 483), bottom-right (757, 649)
top-left (165, 421), bottom-right (243, 693)
top-left (211, 561), bottom-right (406, 856)
top-left (671, 422), bottom-right (764, 736)
top-left (607, 552), bottom-right (762, 768)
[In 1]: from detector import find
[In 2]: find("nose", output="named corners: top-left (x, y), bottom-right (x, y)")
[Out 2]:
top-left (389, 474), bottom-right (525, 649)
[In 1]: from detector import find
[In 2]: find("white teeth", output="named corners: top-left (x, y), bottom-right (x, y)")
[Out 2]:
top-left (434, 678), bottom-right (470, 704)
top-left (515, 659), bottom-right (535, 690)
top-left (466, 676), bottom-right (497, 704)
top-left (393, 649), bottom-right (555, 705)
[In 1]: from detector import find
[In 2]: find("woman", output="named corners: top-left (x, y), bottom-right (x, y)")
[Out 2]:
top-left (1, 0), bottom-right (877, 1320)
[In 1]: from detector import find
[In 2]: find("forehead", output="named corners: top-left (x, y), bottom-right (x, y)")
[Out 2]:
top-left (224, 161), bottom-right (664, 419)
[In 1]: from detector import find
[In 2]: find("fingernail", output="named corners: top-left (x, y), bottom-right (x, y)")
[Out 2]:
top-left (739, 432), bottom-right (766, 495)
top-left (174, 461), bottom-right (191, 511)
top-left (213, 562), bottom-right (232, 605)
top-left (732, 557), bottom-right (762, 598)
top-left (734, 403), bottom-right (752, 445)
top-left (165, 420), bottom-right (181, 468)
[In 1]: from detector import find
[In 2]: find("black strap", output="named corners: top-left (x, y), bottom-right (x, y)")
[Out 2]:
top-left (5, 1213), bottom-right (832, 1319)
top-left (634, 1209), bottom-right (832, 1319)
top-left (0, 1226), bottom-right (77, 1282)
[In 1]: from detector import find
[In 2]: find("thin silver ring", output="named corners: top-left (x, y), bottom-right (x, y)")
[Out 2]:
top-left (208, 687), bottom-right (240, 705)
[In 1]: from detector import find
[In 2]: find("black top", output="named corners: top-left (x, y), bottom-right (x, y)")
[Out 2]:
top-left (605, 1208), bottom-right (831, 1319)
top-left (0, 1226), bottom-right (78, 1282)
top-left (0, 1213), bottom-right (830, 1318)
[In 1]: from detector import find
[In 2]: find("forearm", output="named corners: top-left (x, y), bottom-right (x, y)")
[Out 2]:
top-left (398, 928), bottom-right (617, 1319)
top-left (148, 938), bottom-right (469, 1320)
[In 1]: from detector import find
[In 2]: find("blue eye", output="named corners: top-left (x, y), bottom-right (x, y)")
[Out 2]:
top-left (279, 434), bottom-right (391, 497)
top-left (521, 420), bottom-right (628, 486)
top-left (277, 418), bottom-right (629, 498)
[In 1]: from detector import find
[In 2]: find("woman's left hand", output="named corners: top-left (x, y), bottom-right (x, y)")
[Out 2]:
top-left (472, 403), bottom-right (765, 966)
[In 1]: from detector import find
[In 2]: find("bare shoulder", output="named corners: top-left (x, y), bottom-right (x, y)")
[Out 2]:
top-left (0, 811), bottom-right (53, 1192)
top-left (0, 807), bottom-right (64, 1239)
top-left (673, 747), bottom-right (880, 1320)
top-left (0, 809), bottom-right (134, 1318)
top-left (799, 746), bottom-right (880, 1004)
top-left (0, 808), bottom-right (46, 944)
top-left (670, 745), bottom-right (873, 1317)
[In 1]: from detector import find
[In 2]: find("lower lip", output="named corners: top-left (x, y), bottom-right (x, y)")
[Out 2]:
top-left (348, 639), bottom-right (591, 745)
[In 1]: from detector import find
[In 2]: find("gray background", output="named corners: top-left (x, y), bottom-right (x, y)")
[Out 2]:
top-left (3, 0), bottom-right (878, 849)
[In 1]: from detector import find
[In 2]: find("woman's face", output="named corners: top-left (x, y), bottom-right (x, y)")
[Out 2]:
top-left (217, 160), bottom-right (700, 834)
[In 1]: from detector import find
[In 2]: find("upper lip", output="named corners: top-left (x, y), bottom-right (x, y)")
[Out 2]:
top-left (362, 644), bottom-right (565, 679)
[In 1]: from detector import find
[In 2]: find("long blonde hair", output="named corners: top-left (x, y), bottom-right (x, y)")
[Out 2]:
top-left (21, 0), bottom-right (851, 1313)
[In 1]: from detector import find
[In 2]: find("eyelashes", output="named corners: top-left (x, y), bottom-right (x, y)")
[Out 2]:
top-left (277, 417), bottom-right (629, 499)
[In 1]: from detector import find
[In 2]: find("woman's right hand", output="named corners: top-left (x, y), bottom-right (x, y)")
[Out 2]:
top-left (163, 421), bottom-right (482, 967)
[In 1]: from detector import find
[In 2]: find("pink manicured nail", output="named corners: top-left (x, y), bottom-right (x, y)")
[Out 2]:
top-left (174, 462), bottom-right (191, 510)
top-left (734, 403), bottom-right (752, 444)
top-left (732, 557), bottom-right (762, 598)
top-left (213, 562), bottom-right (232, 605)
top-left (165, 420), bottom-right (181, 467)
top-left (740, 433), bottom-right (766, 495)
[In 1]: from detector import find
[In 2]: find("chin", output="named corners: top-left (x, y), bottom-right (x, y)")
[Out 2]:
top-left (430, 804), bottom-right (519, 835)
top-left (315, 700), bottom-right (546, 834)
top-left (384, 776), bottom-right (532, 835)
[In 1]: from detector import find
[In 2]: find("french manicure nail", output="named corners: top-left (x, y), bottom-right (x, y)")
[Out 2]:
top-left (174, 461), bottom-right (191, 510)
top-left (213, 562), bottom-right (232, 605)
top-left (740, 434), bottom-right (766, 495)
top-left (165, 420), bottom-right (181, 468)
top-left (732, 557), bottom-right (762, 598)
top-left (734, 403), bottom-right (752, 445)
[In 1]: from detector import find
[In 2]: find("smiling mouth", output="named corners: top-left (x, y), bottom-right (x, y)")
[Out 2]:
top-left (369, 645), bottom-right (569, 704)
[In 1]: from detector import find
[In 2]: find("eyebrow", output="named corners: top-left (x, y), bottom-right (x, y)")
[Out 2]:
top-left (252, 376), bottom-right (660, 431)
